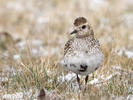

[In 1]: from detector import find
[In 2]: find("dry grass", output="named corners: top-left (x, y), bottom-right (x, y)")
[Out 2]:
top-left (0, 0), bottom-right (133, 99)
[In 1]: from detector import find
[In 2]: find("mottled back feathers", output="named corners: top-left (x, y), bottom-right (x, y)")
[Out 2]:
top-left (64, 38), bottom-right (74, 56)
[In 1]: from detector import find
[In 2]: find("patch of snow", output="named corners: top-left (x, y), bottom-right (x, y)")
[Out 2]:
top-left (124, 0), bottom-right (133, 6)
top-left (117, 49), bottom-right (124, 56)
top-left (88, 0), bottom-right (109, 11)
top-left (114, 96), bottom-right (126, 100)
top-left (127, 95), bottom-right (133, 100)
top-left (104, 74), bottom-right (113, 80)
top-left (125, 50), bottom-right (133, 58)
top-left (32, 40), bottom-right (43, 46)
top-left (89, 78), bottom-right (99, 84)
top-left (117, 48), bottom-right (133, 58)
top-left (31, 46), bottom-right (59, 56)
top-left (112, 65), bottom-right (121, 70)
top-left (51, 47), bottom-right (60, 55)
top-left (2, 51), bottom-right (9, 57)
top-left (37, 16), bottom-right (49, 24)
top-left (0, 77), bottom-right (8, 82)
top-left (3, 89), bottom-right (38, 100)
top-left (16, 40), bottom-right (25, 50)
top-left (46, 69), bottom-right (51, 74)
top-left (71, 98), bottom-right (76, 100)
top-left (58, 73), bottom-right (76, 82)
top-left (39, 46), bottom-right (49, 56)
top-left (13, 54), bottom-right (20, 60)
top-left (128, 85), bottom-right (133, 93)
top-left (13, 34), bottom-right (21, 40)
top-left (31, 48), bottom-right (38, 55)
top-left (112, 65), bottom-right (133, 76)
top-left (120, 13), bottom-right (133, 28)
top-left (39, 46), bottom-right (61, 56)
top-left (0, 66), bottom-right (22, 82)
top-left (64, 73), bottom-right (76, 81)
top-left (7, 1), bottom-right (24, 11)
top-left (103, 72), bottom-right (120, 81)
top-left (89, 71), bottom-right (120, 85)
top-left (3, 92), bottom-right (24, 100)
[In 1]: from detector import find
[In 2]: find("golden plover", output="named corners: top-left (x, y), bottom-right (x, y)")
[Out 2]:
top-left (62, 17), bottom-right (104, 89)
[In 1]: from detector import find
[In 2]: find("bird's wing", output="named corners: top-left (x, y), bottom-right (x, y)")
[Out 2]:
top-left (90, 38), bottom-right (100, 47)
top-left (95, 39), bottom-right (100, 46)
top-left (64, 38), bottom-right (74, 56)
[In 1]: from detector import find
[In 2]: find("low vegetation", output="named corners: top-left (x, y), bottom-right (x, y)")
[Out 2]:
top-left (0, 0), bottom-right (133, 99)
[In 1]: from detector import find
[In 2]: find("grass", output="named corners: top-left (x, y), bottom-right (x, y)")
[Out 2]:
top-left (0, 0), bottom-right (133, 99)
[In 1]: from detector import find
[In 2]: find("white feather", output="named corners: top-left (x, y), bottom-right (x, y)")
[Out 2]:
top-left (62, 51), bottom-right (104, 75)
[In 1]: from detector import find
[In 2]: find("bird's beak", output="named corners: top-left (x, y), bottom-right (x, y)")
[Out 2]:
top-left (70, 29), bottom-right (78, 35)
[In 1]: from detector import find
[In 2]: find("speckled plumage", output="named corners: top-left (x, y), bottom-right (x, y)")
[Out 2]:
top-left (62, 17), bottom-right (104, 89)
top-left (64, 36), bottom-right (101, 57)
top-left (63, 35), bottom-right (103, 75)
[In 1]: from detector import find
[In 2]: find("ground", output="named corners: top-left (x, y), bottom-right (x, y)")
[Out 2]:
top-left (0, 0), bottom-right (133, 100)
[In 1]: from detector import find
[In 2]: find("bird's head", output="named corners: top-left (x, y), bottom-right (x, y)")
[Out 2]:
top-left (70, 17), bottom-right (94, 37)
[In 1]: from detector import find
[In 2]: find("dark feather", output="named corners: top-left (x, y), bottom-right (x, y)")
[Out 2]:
top-left (78, 64), bottom-right (88, 72)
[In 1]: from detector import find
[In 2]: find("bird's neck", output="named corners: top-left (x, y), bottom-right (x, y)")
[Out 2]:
top-left (76, 29), bottom-right (94, 38)
top-left (76, 33), bottom-right (94, 39)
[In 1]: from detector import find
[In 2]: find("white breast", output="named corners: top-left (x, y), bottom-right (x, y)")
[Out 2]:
top-left (62, 51), bottom-right (104, 75)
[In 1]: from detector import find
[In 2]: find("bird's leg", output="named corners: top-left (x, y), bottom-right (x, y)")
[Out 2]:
top-left (84, 75), bottom-right (88, 91)
top-left (76, 74), bottom-right (81, 90)
top-left (85, 75), bottom-right (88, 85)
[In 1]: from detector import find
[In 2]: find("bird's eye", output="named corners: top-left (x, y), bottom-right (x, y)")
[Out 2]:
top-left (82, 25), bottom-right (86, 29)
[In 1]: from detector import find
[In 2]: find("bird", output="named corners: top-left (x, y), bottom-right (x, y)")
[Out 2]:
top-left (62, 17), bottom-right (104, 90)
